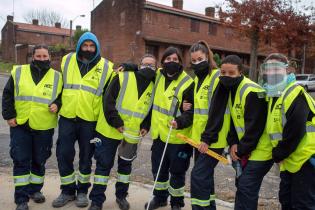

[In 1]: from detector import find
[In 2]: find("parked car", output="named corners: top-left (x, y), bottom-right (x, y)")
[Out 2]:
top-left (295, 74), bottom-right (315, 91)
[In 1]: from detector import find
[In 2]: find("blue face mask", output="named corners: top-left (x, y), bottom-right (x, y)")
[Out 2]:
top-left (263, 73), bottom-right (296, 97)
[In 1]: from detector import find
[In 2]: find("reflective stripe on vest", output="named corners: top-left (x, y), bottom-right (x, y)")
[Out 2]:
top-left (239, 82), bottom-right (263, 102)
top-left (63, 53), bottom-right (110, 97)
top-left (281, 84), bottom-right (298, 127)
top-left (117, 173), bottom-right (130, 184)
top-left (168, 186), bottom-right (185, 197)
top-left (14, 174), bottom-right (30, 186)
top-left (30, 173), bottom-right (44, 184)
top-left (270, 125), bottom-right (315, 140)
top-left (78, 172), bottom-right (91, 184)
top-left (15, 68), bottom-right (60, 104)
top-left (94, 175), bottom-right (109, 185)
top-left (154, 181), bottom-right (169, 190)
top-left (60, 173), bottom-right (76, 185)
top-left (191, 195), bottom-right (216, 207)
top-left (152, 75), bottom-right (190, 116)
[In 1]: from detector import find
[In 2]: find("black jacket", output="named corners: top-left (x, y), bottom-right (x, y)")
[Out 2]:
top-left (2, 62), bottom-right (62, 120)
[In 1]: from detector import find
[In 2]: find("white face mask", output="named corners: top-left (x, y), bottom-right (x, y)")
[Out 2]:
top-left (191, 59), bottom-right (208, 65)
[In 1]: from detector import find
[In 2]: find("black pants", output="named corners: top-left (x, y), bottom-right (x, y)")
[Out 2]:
top-left (10, 125), bottom-right (53, 204)
top-left (234, 160), bottom-right (273, 210)
top-left (191, 149), bottom-right (224, 210)
top-left (56, 116), bottom-right (96, 195)
top-left (279, 160), bottom-right (315, 210)
top-left (89, 133), bottom-right (132, 206)
top-left (151, 138), bottom-right (192, 207)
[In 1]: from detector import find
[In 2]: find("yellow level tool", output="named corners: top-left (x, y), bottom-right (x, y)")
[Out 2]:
top-left (176, 133), bottom-right (229, 165)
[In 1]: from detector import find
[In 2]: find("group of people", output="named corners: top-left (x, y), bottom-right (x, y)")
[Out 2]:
top-left (2, 31), bottom-right (315, 210)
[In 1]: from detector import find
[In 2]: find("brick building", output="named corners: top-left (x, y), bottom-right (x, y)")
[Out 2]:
top-left (1, 15), bottom-right (73, 64)
top-left (91, 0), bottom-right (275, 68)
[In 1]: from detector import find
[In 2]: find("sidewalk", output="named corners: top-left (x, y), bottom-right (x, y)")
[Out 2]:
top-left (0, 169), bottom-right (233, 210)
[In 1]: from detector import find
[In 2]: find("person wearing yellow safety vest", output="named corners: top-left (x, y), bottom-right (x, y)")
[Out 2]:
top-left (260, 53), bottom-right (315, 210)
top-left (52, 32), bottom-right (114, 208)
top-left (203, 55), bottom-right (273, 210)
top-left (2, 45), bottom-right (62, 210)
top-left (185, 41), bottom-right (230, 210)
top-left (88, 54), bottom-right (157, 210)
top-left (145, 47), bottom-right (194, 210)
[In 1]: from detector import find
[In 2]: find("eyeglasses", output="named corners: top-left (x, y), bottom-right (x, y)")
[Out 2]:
top-left (139, 64), bottom-right (156, 71)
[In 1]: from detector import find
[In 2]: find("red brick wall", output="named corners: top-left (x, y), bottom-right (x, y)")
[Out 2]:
top-left (1, 22), bottom-right (15, 61)
top-left (91, 0), bottom-right (145, 66)
top-left (16, 30), bottom-right (69, 46)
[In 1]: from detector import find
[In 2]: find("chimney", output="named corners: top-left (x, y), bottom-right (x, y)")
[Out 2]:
top-left (205, 7), bottom-right (215, 18)
top-left (76, 25), bottom-right (82, 31)
top-left (32, 19), bottom-right (39, 25)
top-left (7, 15), bottom-right (13, 22)
top-left (172, 0), bottom-right (183, 10)
top-left (55, 22), bottom-right (61, 28)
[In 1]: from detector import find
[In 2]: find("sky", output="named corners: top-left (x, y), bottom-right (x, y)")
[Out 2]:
top-left (0, 0), bottom-right (314, 39)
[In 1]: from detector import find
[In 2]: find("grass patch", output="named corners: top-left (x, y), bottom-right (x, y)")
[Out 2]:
top-left (0, 60), bottom-right (15, 74)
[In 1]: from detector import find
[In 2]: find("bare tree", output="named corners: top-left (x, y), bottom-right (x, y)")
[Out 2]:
top-left (23, 9), bottom-right (68, 27)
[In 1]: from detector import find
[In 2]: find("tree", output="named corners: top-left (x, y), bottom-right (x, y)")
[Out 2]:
top-left (221, 0), bottom-right (281, 81)
top-left (23, 9), bottom-right (68, 27)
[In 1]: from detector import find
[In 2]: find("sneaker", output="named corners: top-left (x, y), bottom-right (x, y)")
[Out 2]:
top-left (116, 197), bottom-right (130, 210)
top-left (29, 192), bottom-right (45, 203)
top-left (144, 198), bottom-right (167, 210)
top-left (75, 193), bottom-right (89, 207)
top-left (16, 202), bottom-right (29, 210)
top-left (88, 203), bottom-right (103, 210)
top-left (52, 193), bottom-right (75, 208)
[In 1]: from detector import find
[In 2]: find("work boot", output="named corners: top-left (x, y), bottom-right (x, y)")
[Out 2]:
top-left (171, 205), bottom-right (182, 210)
top-left (16, 202), bottom-right (29, 210)
top-left (88, 203), bottom-right (102, 210)
top-left (75, 193), bottom-right (89, 207)
top-left (116, 197), bottom-right (130, 210)
top-left (29, 192), bottom-right (46, 203)
top-left (52, 193), bottom-right (75, 208)
top-left (144, 198), bottom-right (167, 210)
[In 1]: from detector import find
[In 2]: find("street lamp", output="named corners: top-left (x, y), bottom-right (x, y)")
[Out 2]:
top-left (69, 14), bottom-right (85, 48)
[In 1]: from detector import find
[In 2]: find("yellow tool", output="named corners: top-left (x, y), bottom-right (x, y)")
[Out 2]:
top-left (176, 133), bottom-right (229, 165)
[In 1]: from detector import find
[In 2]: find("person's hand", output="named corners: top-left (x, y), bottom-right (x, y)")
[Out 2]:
top-left (7, 118), bottom-right (17, 127)
top-left (230, 144), bottom-right (240, 161)
top-left (198, 142), bottom-right (209, 154)
top-left (49, 103), bottom-right (58, 113)
top-left (182, 100), bottom-right (192, 111)
top-left (117, 126), bottom-right (124, 133)
top-left (169, 120), bottom-right (178, 129)
top-left (115, 66), bottom-right (124, 73)
top-left (140, 129), bottom-right (148, 137)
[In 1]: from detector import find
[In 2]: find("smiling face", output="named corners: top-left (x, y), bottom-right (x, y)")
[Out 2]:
top-left (140, 57), bottom-right (157, 71)
top-left (190, 50), bottom-right (208, 65)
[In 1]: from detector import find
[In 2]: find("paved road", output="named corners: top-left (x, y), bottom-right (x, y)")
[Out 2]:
top-left (3, 74), bottom-right (315, 209)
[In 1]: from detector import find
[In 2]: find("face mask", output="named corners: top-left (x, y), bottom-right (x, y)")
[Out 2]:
top-left (163, 62), bottom-right (182, 76)
top-left (79, 50), bottom-right (95, 60)
top-left (138, 67), bottom-right (156, 81)
top-left (191, 60), bottom-right (209, 78)
top-left (33, 60), bottom-right (51, 71)
top-left (219, 76), bottom-right (243, 89)
top-left (262, 73), bottom-right (296, 97)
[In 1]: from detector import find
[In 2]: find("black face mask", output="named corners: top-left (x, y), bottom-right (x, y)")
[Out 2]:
top-left (79, 50), bottom-right (95, 61)
top-left (219, 76), bottom-right (243, 89)
top-left (262, 74), bottom-right (285, 85)
top-left (33, 60), bottom-right (51, 71)
top-left (191, 61), bottom-right (209, 78)
top-left (138, 68), bottom-right (156, 81)
top-left (163, 61), bottom-right (182, 77)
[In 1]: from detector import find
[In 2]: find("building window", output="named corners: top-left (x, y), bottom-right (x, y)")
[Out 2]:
top-left (144, 11), bottom-right (153, 24)
top-left (169, 14), bottom-right (179, 29)
top-left (191, 19), bottom-right (200, 32)
top-left (208, 22), bottom-right (217, 35)
top-left (120, 11), bottom-right (126, 26)
top-left (145, 44), bottom-right (159, 60)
